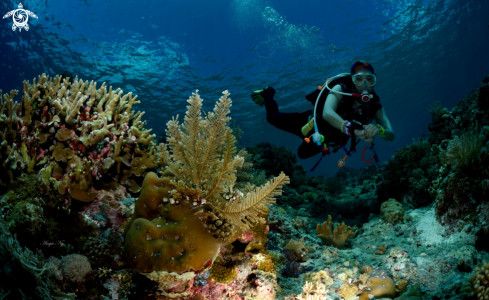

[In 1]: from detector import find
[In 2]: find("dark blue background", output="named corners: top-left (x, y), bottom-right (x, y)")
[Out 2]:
top-left (1, 0), bottom-right (488, 177)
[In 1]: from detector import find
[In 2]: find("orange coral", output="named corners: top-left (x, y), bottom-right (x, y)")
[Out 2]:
top-left (316, 215), bottom-right (355, 249)
top-left (358, 269), bottom-right (396, 300)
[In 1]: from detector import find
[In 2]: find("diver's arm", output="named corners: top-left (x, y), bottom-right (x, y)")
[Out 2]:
top-left (322, 85), bottom-right (344, 128)
top-left (322, 85), bottom-right (363, 136)
top-left (374, 108), bottom-right (395, 141)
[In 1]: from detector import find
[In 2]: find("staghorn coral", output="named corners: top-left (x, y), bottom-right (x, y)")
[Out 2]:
top-left (316, 215), bottom-right (355, 249)
top-left (0, 74), bottom-right (161, 202)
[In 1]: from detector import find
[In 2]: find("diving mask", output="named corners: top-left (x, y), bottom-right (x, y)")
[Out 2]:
top-left (352, 73), bottom-right (377, 88)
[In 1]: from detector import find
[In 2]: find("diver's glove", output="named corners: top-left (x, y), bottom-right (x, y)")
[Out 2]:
top-left (251, 86), bottom-right (276, 106)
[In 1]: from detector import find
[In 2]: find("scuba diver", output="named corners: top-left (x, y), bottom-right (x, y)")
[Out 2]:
top-left (251, 61), bottom-right (395, 170)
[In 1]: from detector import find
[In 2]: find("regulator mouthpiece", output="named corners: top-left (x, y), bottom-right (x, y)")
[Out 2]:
top-left (361, 90), bottom-right (372, 102)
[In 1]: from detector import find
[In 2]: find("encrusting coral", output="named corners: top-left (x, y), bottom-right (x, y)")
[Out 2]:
top-left (0, 74), bottom-right (161, 203)
top-left (122, 90), bottom-right (289, 295)
top-left (316, 215), bottom-right (355, 249)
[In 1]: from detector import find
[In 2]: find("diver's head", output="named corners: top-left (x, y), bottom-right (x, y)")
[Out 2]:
top-left (350, 61), bottom-right (376, 92)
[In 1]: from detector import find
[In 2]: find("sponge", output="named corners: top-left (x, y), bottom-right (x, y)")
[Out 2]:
top-left (123, 172), bottom-right (221, 274)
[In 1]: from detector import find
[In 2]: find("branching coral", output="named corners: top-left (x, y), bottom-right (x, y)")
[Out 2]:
top-left (123, 90), bottom-right (288, 295)
top-left (441, 127), bottom-right (485, 173)
top-left (316, 215), bottom-right (355, 249)
top-left (159, 90), bottom-right (289, 234)
top-left (0, 74), bottom-right (161, 202)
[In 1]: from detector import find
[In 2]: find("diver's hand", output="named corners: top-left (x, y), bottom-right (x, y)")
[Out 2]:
top-left (363, 124), bottom-right (381, 139)
top-left (354, 129), bottom-right (374, 144)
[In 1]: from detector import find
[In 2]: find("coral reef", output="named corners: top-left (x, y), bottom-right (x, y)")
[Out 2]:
top-left (3, 72), bottom-right (489, 299)
top-left (0, 74), bottom-right (161, 204)
top-left (380, 198), bottom-right (408, 224)
top-left (378, 136), bottom-right (439, 205)
top-left (358, 268), bottom-right (396, 300)
top-left (461, 261), bottom-right (489, 300)
top-left (61, 253), bottom-right (92, 283)
top-left (0, 220), bottom-right (76, 299)
top-left (394, 283), bottom-right (423, 300)
top-left (123, 172), bottom-right (222, 274)
top-left (316, 215), bottom-right (355, 249)
top-left (245, 143), bottom-right (308, 188)
top-left (294, 281), bottom-right (327, 300)
top-left (122, 90), bottom-right (289, 296)
top-left (283, 238), bottom-right (308, 262)
top-left (209, 260), bottom-right (238, 284)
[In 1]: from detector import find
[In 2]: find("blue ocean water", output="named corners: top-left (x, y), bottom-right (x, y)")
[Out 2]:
top-left (1, 0), bottom-right (488, 177)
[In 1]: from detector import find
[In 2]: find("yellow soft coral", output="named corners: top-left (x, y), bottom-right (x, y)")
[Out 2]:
top-left (160, 90), bottom-right (289, 233)
top-left (316, 215), bottom-right (355, 249)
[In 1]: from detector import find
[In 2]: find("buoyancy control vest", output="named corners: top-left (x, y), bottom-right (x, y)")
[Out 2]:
top-left (304, 75), bottom-right (382, 149)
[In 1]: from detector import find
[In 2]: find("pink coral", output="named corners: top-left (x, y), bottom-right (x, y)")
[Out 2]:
top-left (237, 231), bottom-right (254, 243)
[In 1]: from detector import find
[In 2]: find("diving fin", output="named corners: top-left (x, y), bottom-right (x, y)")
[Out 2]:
top-left (251, 89), bottom-right (266, 106)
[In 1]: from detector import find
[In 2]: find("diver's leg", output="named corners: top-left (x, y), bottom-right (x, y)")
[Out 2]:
top-left (252, 87), bottom-right (313, 139)
top-left (266, 107), bottom-right (312, 139)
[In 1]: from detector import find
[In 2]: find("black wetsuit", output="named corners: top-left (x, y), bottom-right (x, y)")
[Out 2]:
top-left (265, 75), bottom-right (382, 159)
